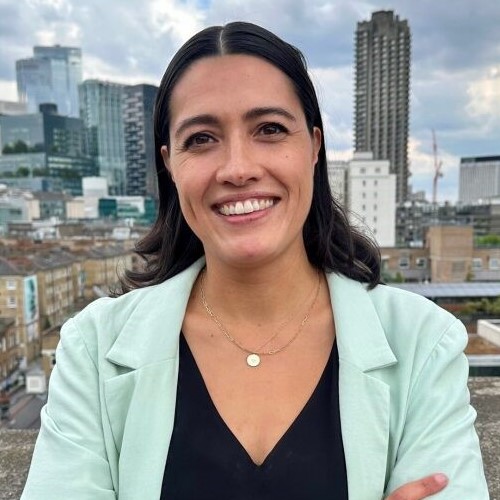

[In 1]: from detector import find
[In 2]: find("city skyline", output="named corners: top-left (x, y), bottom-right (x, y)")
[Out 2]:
top-left (0, 0), bottom-right (499, 202)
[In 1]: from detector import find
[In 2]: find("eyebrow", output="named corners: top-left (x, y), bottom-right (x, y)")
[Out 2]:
top-left (173, 106), bottom-right (296, 140)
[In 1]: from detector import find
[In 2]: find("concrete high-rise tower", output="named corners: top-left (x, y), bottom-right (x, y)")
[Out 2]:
top-left (16, 45), bottom-right (82, 118)
top-left (354, 10), bottom-right (411, 202)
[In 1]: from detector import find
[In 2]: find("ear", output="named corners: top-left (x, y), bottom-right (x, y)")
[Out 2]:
top-left (312, 127), bottom-right (322, 167)
top-left (160, 145), bottom-right (173, 179)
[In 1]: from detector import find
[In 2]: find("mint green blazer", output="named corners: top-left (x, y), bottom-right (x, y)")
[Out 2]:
top-left (21, 259), bottom-right (489, 499)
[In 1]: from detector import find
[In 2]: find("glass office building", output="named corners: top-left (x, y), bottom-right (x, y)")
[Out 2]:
top-left (16, 45), bottom-right (82, 118)
top-left (79, 80), bottom-right (126, 195)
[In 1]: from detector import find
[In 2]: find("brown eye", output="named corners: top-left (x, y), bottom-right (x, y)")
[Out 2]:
top-left (183, 133), bottom-right (214, 149)
top-left (259, 123), bottom-right (288, 136)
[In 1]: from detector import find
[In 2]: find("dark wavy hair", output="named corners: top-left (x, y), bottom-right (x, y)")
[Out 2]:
top-left (118, 21), bottom-right (381, 293)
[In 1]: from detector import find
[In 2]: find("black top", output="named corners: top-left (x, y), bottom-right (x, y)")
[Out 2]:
top-left (161, 334), bottom-right (348, 499)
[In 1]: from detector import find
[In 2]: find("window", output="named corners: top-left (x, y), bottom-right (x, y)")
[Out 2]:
top-left (452, 261), bottom-right (466, 273)
top-left (416, 257), bottom-right (427, 269)
top-left (471, 258), bottom-right (482, 271)
top-left (6, 280), bottom-right (16, 290)
top-left (374, 180), bottom-right (378, 186)
top-left (381, 256), bottom-right (390, 270)
top-left (399, 256), bottom-right (410, 269)
top-left (7, 296), bottom-right (16, 308)
top-left (489, 258), bottom-right (500, 270)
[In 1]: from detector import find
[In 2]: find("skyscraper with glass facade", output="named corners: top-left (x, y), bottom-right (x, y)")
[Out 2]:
top-left (354, 11), bottom-right (411, 203)
top-left (79, 80), bottom-right (126, 195)
top-left (0, 104), bottom-right (96, 195)
top-left (16, 45), bottom-right (82, 118)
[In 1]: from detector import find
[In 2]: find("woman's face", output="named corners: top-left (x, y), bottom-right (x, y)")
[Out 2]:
top-left (162, 54), bottom-right (321, 269)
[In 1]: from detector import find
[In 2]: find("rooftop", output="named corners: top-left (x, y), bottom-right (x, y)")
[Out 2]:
top-left (391, 282), bottom-right (500, 299)
top-left (0, 377), bottom-right (499, 498)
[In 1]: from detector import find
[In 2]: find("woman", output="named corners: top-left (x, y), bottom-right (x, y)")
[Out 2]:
top-left (22, 22), bottom-right (488, 499)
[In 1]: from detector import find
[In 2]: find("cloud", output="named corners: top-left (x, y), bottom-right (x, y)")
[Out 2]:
top-left (149, 0), bottom-right (205, 45)
top-left (310, 66), bottom-right (353, 152)
top-left (466, 66), bottom-right (500, 132)
top-left (0, 0), bottom-right (499, 203)
top-left (0, 80), bottom-right (17, 101)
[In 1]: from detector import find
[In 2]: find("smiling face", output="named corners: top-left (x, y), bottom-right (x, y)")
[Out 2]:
top-left (162, 54), bottom-right (321, 269)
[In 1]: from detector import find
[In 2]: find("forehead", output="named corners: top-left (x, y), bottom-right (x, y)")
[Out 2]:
top-left (169, 54), bottom-right (301, 124)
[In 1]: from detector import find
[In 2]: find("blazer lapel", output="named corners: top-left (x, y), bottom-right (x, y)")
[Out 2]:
top-left (103, 259), bottom-right (205, 500)
top-left (328, 274), bottom-right (397, 500)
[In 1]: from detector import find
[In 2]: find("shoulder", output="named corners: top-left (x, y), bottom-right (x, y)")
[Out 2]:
top-left (367, 283), bottom-right (467, 372)
top-left (369, 283), bottom-right (464, 340)
top-left (62, 258), bottom-right (205, 357)
top-left (328, 272), bottom-right (467, 375)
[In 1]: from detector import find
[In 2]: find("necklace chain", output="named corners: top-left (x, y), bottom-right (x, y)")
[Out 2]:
top-left (199, 269), bottom-right (321, 365)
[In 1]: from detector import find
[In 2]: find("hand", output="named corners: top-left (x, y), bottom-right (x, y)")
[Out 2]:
top-left (386, 474), bottom-right (448, 499)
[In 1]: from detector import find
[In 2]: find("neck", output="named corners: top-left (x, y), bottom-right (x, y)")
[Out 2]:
top-left (200, 251), bottom-right (320, 328)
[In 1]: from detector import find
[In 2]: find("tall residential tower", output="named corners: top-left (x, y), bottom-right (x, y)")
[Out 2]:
top-left (354, 11), bottom-right (411, 202)
top-left (123, 84), bottom-right (158, 198)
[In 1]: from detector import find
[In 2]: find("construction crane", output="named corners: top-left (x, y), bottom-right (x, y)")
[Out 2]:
top-left (432, 129), bottom-right (443, 204)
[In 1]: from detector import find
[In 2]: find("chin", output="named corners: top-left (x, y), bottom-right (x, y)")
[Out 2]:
top-left (215, 243), bottom-right (278, 268)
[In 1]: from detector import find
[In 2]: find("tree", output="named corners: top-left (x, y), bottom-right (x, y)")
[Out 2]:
top-left (476, 234), bottom-right (500, 246)
top-left (16, 167), bottom-right (30, 177)
top-left (12, 140), bottom-right (29, 154)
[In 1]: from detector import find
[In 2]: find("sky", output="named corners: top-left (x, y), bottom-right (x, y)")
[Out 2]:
top-left (0, 0), bottom-right (499, 202)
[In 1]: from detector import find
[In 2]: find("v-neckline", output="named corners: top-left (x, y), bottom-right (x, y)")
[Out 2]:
top-left (180, 333), bottom-right (334, 468)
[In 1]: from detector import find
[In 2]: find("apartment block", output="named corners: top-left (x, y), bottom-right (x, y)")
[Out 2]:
top-left (0, 318), bottom-right (21, 391)
top-left (0, 259), bottom-right (40, 364)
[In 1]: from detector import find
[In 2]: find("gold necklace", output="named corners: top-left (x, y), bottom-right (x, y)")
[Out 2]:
top-left (199, 270), bottom-right (322, 367)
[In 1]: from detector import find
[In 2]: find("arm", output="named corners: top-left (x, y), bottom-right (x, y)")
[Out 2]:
top-left (21, 318), bottom-right (116, 499)
top-left (384, 320), bottom-right (489, 499)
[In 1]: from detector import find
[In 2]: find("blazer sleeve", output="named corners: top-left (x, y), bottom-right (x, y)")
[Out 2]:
top-left (384, 319), bottom-right (490, 499)
top-left (21, 317), bottom-right (116, 499)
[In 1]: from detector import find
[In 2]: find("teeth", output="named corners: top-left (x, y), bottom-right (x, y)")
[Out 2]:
top-left (218, 198), bottom-right (274, 216)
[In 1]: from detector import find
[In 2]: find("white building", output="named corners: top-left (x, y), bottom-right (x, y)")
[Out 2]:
top-left (83, 177), bottom-right (108, 198)
top-left (327, 161), bottom-right (348, 206)
top-left (348, 152), bottom-right (396, 247)
top-left (0, 185), bottom-right (40, 233)
top-left (459, 156), bottom-right (500, 204)
top-left (0, 100), bottom-right (28, 116)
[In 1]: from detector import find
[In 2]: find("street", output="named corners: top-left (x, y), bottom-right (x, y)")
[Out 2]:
top-left (0, 389), bottom-right (45, 430)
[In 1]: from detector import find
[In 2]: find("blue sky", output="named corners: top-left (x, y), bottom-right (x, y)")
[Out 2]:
top-left (0, 0), bottom-right (498, 202)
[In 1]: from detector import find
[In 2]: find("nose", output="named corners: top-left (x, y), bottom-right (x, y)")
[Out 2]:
top-left (215, 134), bottom-right (263, 186)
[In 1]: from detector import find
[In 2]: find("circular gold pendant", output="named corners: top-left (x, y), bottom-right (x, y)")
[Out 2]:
top-left (246, 354), bottom-right (261, 367)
